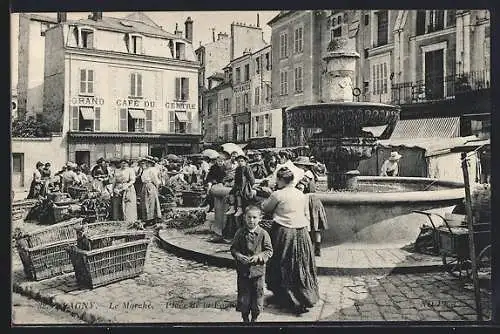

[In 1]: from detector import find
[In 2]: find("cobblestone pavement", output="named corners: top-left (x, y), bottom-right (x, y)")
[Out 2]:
top-left (12, 292), bottom-right (85, 324)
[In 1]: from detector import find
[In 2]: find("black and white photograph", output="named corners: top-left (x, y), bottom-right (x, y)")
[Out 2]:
top-left (10, 9), bottom-right (492, 324)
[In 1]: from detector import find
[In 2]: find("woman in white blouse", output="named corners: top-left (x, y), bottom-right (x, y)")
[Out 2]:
top-left (112, 159), bottom-right (137, 223)
top-left (261, 167), bottom-right (319, 315)
top-left (139, 156), bottom-right (162, 225)
top-left (27, 162), bottom-right (44, 199)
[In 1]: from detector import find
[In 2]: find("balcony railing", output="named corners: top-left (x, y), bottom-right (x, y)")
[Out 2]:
top-left (391, 70), bottom-right (490, 105)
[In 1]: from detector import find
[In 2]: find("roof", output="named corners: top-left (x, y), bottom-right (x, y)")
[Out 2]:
top-left (379, 136), bottom-right (478, 157)
top-left (450, 138), bottom-right (490, 153)
top-left (390, 117), bottom-right (460, 139)
top-left (25, 13), bottom-right (58, 23)
top-left (207, 72), bottom-right (225, 80)
top-left (267, 11), bottom-right (294, 25)
top-left (66, 13), bottom-right (184, 41)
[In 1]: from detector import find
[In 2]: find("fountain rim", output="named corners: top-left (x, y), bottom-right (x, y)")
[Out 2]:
top-left (286, 102), bottom-right (401, 112)
top-left (210, 176), bottom-right (465, 205)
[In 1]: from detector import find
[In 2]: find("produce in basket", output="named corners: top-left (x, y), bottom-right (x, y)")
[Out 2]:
top-left (162, 208), bottom-right (207, 229)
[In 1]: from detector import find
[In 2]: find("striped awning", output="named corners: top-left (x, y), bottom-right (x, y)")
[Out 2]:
top-left (79, 107), bottom-right (94, 120)
top-left (390, 117), bottom-right (460, 139)
top-left (175, 111), bottom-right (189, 122)
top-left (128, 109), bottom-right (145, 119)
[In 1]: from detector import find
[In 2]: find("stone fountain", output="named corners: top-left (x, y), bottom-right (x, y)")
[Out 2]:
top-left (210, 37), bottom-right (465, 246)
top-left (287, 37), bottom-right (400, 190)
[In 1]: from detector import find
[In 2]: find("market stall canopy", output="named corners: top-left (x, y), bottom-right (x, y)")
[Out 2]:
top-left (379, 135), bottom-right (478, 157)
top-left (166, 154), bottom-right (180, 161)
top-left (201, 149), bottom-right (220, 159)
top-left (221, 143), bottom-right (244, 156)
top-left (390, 117), bottom-right (460, 139)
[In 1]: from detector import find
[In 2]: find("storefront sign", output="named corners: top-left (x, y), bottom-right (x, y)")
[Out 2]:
top-left (165, 102), bottom-right (197, 110)
top-left (116, 99), bottom-right (156, 108)
top-left (233, 83), bottom-right (250, 93)
top-left (71, 96), bottom-right (105, 105)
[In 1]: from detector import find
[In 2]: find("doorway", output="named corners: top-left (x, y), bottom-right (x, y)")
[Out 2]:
top-left (75, 151), bottom-right (91, 168)
top-left (150, 146), bottom-right (164, 159)
top-left (12, 153), bottom-right (24, 188)
top-left (424, 49), bottom-right (444, 100)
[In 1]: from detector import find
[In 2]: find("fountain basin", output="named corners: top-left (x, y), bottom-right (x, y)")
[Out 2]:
top-left (210, 177), bottom-right (464, 246)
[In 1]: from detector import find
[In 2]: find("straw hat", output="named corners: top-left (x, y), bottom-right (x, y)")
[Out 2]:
top-left (293, 156), bottom-right (315, 166)
top-left (388, 152), bottom-right (402, 161)
top-left (140, 156), bottom-right (156, 164)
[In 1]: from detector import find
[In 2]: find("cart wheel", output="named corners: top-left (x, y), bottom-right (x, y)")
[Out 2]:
top-left (442, 255), bottom-right (471, 279)
top-left (476, 245), bottom-right (491, 281)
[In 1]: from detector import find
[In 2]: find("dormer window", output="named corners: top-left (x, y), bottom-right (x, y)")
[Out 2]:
top-left (175, 42), bottom-right (186, 60)
top-left (81, 29), bottom-right (94, 48)
top-left (127, 33), bottom-right (143, 54)
top-left (330, 13), bottom-right (343, 39)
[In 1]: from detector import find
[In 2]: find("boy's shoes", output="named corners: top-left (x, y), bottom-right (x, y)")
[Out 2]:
top-left (251, 316), bottom-right (258, 322)
top-left (294, 306), bottom-right (309, 316)
top-left (234, 207), bottom-right (243, 217)
top-left (225, 207), bottom-right (236, 215)
top-left (242, 314), bottom-right (250, 322)
top-left (314, 243), bottom-right (321, 257)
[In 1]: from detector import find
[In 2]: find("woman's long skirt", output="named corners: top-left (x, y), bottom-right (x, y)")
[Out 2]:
top-left (112, 186), bottom-right (138, 223)
top-left (265, 223), bottom-right (320, 309)
top-left (140, 183), bottom-right (162, 221)
top-left (27, 180), bottom-right (42, 199)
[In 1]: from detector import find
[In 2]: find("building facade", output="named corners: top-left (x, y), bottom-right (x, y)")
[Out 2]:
top-left (17, 13), bottom-right (59, 119)
top-left (42, 12), bottom-right (201, 166)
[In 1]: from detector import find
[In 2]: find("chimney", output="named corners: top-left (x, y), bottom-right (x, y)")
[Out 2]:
top-left (57, 12), bottom-right (67, 23)
top-left (257, 13), bottom-right (260, 27)
top-left (184, 17), bottom-right (193, 42)
top-left (91, 11), bottom-right (102, 21)
top-left (211, 28), bottom-right (215, 42)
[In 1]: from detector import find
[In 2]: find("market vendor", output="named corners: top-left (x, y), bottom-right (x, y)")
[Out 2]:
top-left (27, 162), bottom-right (44, 199)
top-left (91, 157), bottom-right (110, 192)
top-left (380, 151), bottom-right (402, 177)
top-left (112, 158), bottom-right (138, 223)
top-left (202, 156), bottom-right (227, 212)
top-left (140, 156), bottom-right (162, 226)
top-left (61, 164), bottom-right (78, 193)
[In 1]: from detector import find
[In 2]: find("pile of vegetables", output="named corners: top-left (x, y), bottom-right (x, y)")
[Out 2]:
top-left (25, 198), bottom-right (57, 224)
top-left (158, 185), bottom-right (177, 204)
top-left (80, 192), bottom-right (110, 220)
top-left (162, 208), bottom-right (207, 229)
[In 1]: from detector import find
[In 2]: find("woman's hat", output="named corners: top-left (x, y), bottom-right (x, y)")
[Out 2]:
top-left (96, 157), bottom-right (106, 164)
top-left (140, 156), bottom-right (156, 164)
top-left (293, 156), bottom-right (315, 166)
top-left (389, 152), bottom-right (402, 161)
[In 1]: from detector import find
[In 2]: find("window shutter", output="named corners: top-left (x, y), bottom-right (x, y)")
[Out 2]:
top-left (94, 107), bottom-right (100, 131)
top-left (145, 110), bottom-right (152, 132)
top-left (120, 108), bottom-right (128, 131)
top-left (268, 113), bottom-right (272, 136)
top-left (446, 10), bottom-right (456, 27)
top-left (169, 110), bottom-right (175, 132)
top-left (80, 69), bottom-right (86, 93)
top-left (175, 78), bottom-right (181, 100)
top-left (72, 106), bottom-right (79, 131)
top-left (87, 70), bottom-right (94, 94)
top-left (87, 32), bottom-right (94, 48)
top-left (416, 10), bottom-right (426, 35)
top-left (138, 36), bottom-right (143, 54)
top-left (137, 74), bottom-right (142, 97)
top-left (187, 111), bottom-right (192, 133)
top-left (183, 78), bottom-right (189, 100)
top-left (131, 73), bottom-right (136, 96)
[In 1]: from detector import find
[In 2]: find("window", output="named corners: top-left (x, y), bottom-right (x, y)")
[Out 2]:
top-left (40, 22), bottom-right (51, 36)
top-left (223, 124), bottom-right (230, 140)
top-left (175, 42), bottom-right (186, 60)
top-left (175, 77), bottom-right (189, 100)
top-left (364, 14), bottom-right (369, 25)
top-left (81, 29), bottom-right (94, 48)
top-left (376, 10), bottom-right (388, 47)
top-left (255, 57), bottom-right (260, 74)
top-left (279, 32), bottom-right (288, 58)
top-left (169, 110), bottom-right (191, 133)
top-left (294, 66), bottom-right (303, 93)
top-left (145, 110), bottom-right (152, 132)
top-left (446, 10), bottom-right (456, 27)
top-left (72, 106), bottom-right (99, 131)
top-left (428, 10), bottom-right (445, 33)
top-left (265, 52), bottom-right (271, 70)
top-left (254, 116), bottom-right (259, 136)
top-left (120, 108), bottom-right (128, 131)
top-left (131, 35), bottom-right (142, 54)
top-left (255, 87), bottom-right (260, 105)
top-left (223, 98), bottom-right (230, 114)
top-left (266, 84), bottom-right (272, 102)
top-left (371, 61), bottom-right (389, 100)
top-left (265, 113), bottom-right (272, 136)
top-left (244, 64), bottom-right (250, 82)
top-left (331, 14), bottom-right (342, 39)
top-left (80, 69), bottom-right (94, 95)
top-left (207, 100), bottom-right (213, 116)
top-left (294, 26), bottom-right (303, 53)
top-left (127, 109), bottom-right (146, 132)
top-left (243, 93), bottom-right (249, 113)
top-left (235, 96), bottom-right (241, 113)
top-left (258, 116), bottom-right (265, 137)
top-left (130, 73), bottom-right (143, 97)
top-left (235, 68), bottom-right (241, 84)
top-left (416, 10), bottom-right (426, 36)
top-left (280, 70), bottom-right (288, 95)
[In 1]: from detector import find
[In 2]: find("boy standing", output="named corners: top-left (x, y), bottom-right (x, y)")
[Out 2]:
top-left (230, 205), bottom-right (273, 322)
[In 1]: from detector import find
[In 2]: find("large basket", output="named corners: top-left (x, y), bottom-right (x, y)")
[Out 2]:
top-left (53, 204), bottom-right (74, 224)
top-left (67, 237), bottom-right (150, 289)
top-left (15, 218), bottom-right (84, 281)
top-left (68, 186), bottom-right (88, 200)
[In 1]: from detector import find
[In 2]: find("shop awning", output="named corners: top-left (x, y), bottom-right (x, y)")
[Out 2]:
top-left (175, 111), bottom-right (189, 122)
top-left (128, 109), bottom-right (145, 119)
top-left (79, 107), bottom-right (94, 120)
top-left (390, 117), bottom-right (460, 139)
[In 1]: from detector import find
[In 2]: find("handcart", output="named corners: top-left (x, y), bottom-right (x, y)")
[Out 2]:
top-left (412, 210), bottom-right (491, 280)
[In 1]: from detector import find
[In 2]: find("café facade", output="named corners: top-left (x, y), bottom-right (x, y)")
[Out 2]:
top-left (42, 12), bottom-right (202, 166)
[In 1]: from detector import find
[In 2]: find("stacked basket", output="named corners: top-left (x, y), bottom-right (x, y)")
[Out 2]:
top-left (16, 218), bottom-right (84, 281)
top-left (66, 221), bottom-right (150, 289)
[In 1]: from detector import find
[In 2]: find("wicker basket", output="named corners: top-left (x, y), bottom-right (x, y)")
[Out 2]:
top-left (67, 237), bottom-right (150, 289)
top-left (15, 218), bottom-right (84, 281)
top-left (68, 186), bottom-right (88, 200)
top-left (53, 204), bottom-right (73, 223)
